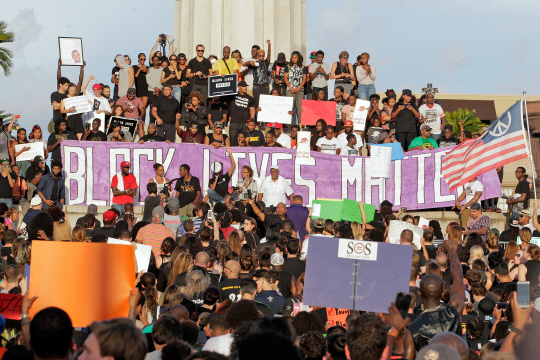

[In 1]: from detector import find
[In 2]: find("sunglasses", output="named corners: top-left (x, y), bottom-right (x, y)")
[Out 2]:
top-left (515, 254), bottom-right (521, 258)
top-left (197, 49), bottom-right (205, 52)
top-left (169, 58), bottom-right (177, 61)
top-left (425, 129), bottom-right (432, 132)
top-left (139, 58), bottom-right (146, 61)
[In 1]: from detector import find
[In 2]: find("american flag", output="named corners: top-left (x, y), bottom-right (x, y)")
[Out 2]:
top-left (442, 100), bottom-right (529, 193)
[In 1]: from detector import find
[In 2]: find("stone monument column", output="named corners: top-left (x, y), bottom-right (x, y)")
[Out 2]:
top-left (174, 0), bottom-right (306, 60)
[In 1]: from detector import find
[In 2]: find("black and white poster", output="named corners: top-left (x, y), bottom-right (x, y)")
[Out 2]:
top-left (58, 37), bottom-right (84, 66)
top-left (106, 116), bottom-right (138, 138)
top-left (208, 74), bottom-right (238, 97)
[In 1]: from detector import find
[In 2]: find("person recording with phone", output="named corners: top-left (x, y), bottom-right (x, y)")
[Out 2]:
top-left (0, 159), bottom-right (15, 208)
top-left (82, 118), bottom-right (107, 141)
top-left (107, 122), bottom-right (132, 142)
top-left (226, 165), bottom-right (258, 206)
top-left (186, 44), bottom-right (213, 105)
top-left (36, 161), bottom-right (65, 210)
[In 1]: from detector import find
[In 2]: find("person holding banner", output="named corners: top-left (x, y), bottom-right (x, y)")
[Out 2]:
top-left (208, 147), bottom-right (236, 205)
top-left (12, 128), bottom-right (31, 175)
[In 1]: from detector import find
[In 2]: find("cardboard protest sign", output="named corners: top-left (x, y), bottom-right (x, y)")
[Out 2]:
top-left (258, 95), bottom-right (294, 124)
top-left (106, 116), bottom-right (139, 139)
top-left (15, 142), bottom-right (45, 162)
top-left (326, 308), bottom-right (352, 328)
top-left (64, 96), bottom-right (92, 115)
top-left (301, 100), bottom-right (336, 126)
top-left (517, 236), bottom-right (540, 246)
top-left (304, 236), bottom-right (411, 312)
top-left (0, 293), bottom-right (23, 320)
top-left (370, 146), bottom-right (392, 178)
top-left (107, 238), bottom-right (152, 272)
top-left (312, 199), bottom-right (375, 224)
top-left (295, 131), bottom-right (311, 164)
top-left (388, 220), bottom-right (423, 249)
top-left (29, 242), bottom-right (135, 327)
top-left (208, 74), bottom-right (238, 97)
top-left (369, 142), bottom-right (404, 160)
top-left (352, 100), bottom-right (370, 131)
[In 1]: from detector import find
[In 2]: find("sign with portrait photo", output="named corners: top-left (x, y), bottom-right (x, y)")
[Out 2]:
top-left (208, 74), bottom-right (238, 97)
top-left (58, 37), bottom-right (84, 66)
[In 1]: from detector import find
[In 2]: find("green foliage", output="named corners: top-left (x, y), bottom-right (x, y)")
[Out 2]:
top-left (0, 111), bottom-right (19, 129)
top-left (444, 108), bottom-right (486, 137)
top-left (0, 21), bottom-right (15, 76)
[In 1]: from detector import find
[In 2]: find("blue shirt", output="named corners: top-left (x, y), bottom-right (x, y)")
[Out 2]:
top-left (36, 174), bottom-right (65, 209)
top-left (286, 204), bottom-right (309, 242)
top-left (255, 290), bottom-right (285, 315)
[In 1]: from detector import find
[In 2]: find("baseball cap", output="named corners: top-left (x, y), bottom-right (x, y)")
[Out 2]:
top-left (30, 196), bottom-right (42, 206)
top-left (127, 88), bottom-right (136, 95)
top-left (478, 297), bottom-right (496, 319)
top-left (213, 122), bottom-right (223, 129)
top-left (520, 209), bottom-right (532, 218)
top-left (402, 89), bottom-right (413, 97)
top-left (343, 120), bottom-right (353, 127)
top-left (168, 197), bottom-right (180, 213)
top-left (309, 51), bottom-right (317, 59)
top-left (246, 118), bottom-right (257, 124)
top-left (152, 206), bottom-right (165, 224)
top-left (33, 155), bottom-right (45, 163)
top-left (268, 122), bottom-right (283, 129)
top-left (420, 124), bottom-right (432, 131)
top-left (313, 217), bottom-right (325, 229)
top-left (92, 84), bottom-right (102, 90)
top-left (103, 210), bottom-right (118, 222)
top-left (270, 253), bottom-right (284, 266)
top-left (470, 203), bottom-right (482, 211)
top-left (189, 123), bottom-right (199, 128)
top-left (238, 80), bottom-right (248, 87)
top-left (276, 52), bottom-right (286, 63)
top-left (270, 164), bottom-right (279, 171)
top-left (444, 124), bottom-right (454, 132)
top-left (489, 228), bottom-right (500, 237)
top-left (199, 313), bottom-right (222, 327)
top-left (87, 204), bottom-right (98, 215)
top-left (178, 53), bottom-right (187, 60)
top-left (120, 161), bottom-right (131, 168)
top-left (509, 213), bottom-right (520, 227)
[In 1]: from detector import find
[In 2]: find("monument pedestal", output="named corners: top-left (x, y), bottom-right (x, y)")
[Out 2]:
top-left (174, 0), bottom-right (306, 60)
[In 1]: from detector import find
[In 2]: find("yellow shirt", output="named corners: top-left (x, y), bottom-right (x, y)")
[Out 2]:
top-left (212, 58), bottom-right (239, 75)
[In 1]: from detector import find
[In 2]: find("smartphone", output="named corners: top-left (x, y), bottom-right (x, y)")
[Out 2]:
top-left (400, 207), bottom-right (407, 212)
top-left (395, 292), bottom-right (412, 319)
top-left (207, 210), bottom-right (213, 220)
top-left (516, 281), bottom-right (530, 308)
top-left (15, 115), bottom-right (20, 119)
top-left (496, 302), bottom-right (508, 310)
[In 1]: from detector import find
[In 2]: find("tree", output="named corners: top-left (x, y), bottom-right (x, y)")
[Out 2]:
top-left (0, 111), bottom-right (19, 130)
top-left (444, 108), bottom-right (486, 137)
top-left (0, 21), bottom-right (15, 76)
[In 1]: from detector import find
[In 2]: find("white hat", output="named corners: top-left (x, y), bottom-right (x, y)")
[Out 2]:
top-left (270, 164), bottom-right (279, 171)
top-left (30, 196), bottom-right (42, 206)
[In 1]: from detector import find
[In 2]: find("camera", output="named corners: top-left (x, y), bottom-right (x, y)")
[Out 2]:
top-left (232, 186), bottom-right (239, 191)
top-left (118, 130), bottom-right (125, 138)
top-left (247, 189), bottom-right (252, 199)
top-left (159, 34), bottom-right (167, 45)
top-left (161, 183), bottom-right (172, 196)
top-left (343, 77), bottom-right (351, 84)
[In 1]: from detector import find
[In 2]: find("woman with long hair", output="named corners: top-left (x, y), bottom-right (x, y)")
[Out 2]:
top-left (183, 91), bottom-right (208, 136)
top-left (428, 220), bottom-right (445, 240)
top-left (111, 104), bottom-right (124, 118)
top-left (140, 272), bottom-right (159, 324)
top-left (448, 225), bottom-right (464, 246)
top-left (517, 244), bottom-right (540, 291)
top-left (180, 269), bottom-right (209, 305)
top-left (444, 222), bottom-right (459, 240)
top-left (284, 51), bottom-right (307, 125)
top-left (16, 242), bottom-right (31, 275)
top-left (381, 93), bottom-right (397, 132)
top-left (227, 230), bottom-right (243, 254)
top-left (53, 218), bottom-right (72, 241)
top-left (216, 241), bottom-right (232, 267)
top-left (518, 227), bottom-right (532, 251)
top-left (219, 212), bottom-right (235, 240)
top-left (161, 54), bottom-right (183, 103)
top-left (72, 225), bottom-right (86, 242)
top-left (133, 53), bottom-right (150, 113)
top-left (12, 128), bottom-right (31, 174)
top-left (60, 83), bottom-right (85, 139)
top-left (469, 245), bottom-right (484, 267)
top-left (242, 217), bottom-right (260, 248)
top-left (391, 89), bottom-right (420, 150)
top-left (168, 252), bottom-right (193, 287)
top-left (157, 244), bottom-right (188, 292)
top-left (486, 232), bottom-right (500, 253)
top-left (504, 241), bottom-right (519, 265)
top-left (310, 119), bottom-right (328, 150)
top-left (28, 125), bottom-right (48, 159)
top-left (149, 163), bottom-right (170, 199)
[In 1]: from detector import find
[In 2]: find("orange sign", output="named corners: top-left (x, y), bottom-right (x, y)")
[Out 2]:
top-left (326, 308), bottom-right (352, 328)
top-left (29, 242), bottom-right (136, 327)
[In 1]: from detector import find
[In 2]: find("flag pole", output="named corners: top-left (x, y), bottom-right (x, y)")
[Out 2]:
top-left (523, 92), bottom-right (537, 199)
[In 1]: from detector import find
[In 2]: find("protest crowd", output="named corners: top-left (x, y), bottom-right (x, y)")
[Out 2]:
top-left (0, 34), bottom-right (538, 360)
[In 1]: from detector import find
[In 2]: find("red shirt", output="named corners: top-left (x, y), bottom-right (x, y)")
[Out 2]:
top-left (111, 173), bottom-right (138, 205)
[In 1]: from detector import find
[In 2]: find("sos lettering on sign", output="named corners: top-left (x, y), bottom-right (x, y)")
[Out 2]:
top-left (337, 239), bottom-right (378, 261)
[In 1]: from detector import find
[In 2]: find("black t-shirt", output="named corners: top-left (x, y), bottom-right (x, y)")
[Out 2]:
top-left (187, 58), bottom-right (213, 86)
top-left (254, 301), bottom-right (274, 318)
top-left (437, 136), bottom-right (460, 147)
top-left (140, 134), bottom-right (166, 142)
top-left (329, 98), bottom-right (347, 122)
top-left (1, 246), bottom-right (11, 258)
top-left (51, 91), bottom-right (68, 121)
top-left (208, 102), bottom-right (227, 125)
top-left (175, 176), bottom-right (201, 208)
top-left (414, 249), bottom-right (427, 267)
top-left (91, 226), bottom-right (116, 238)
top-left (143, 196), bottom-right (162, 222)
top-left (264, 214), bottom-right (285, 230)
top-left (515, 179), bottom-right (530, 209)
top-left (246, 130), bottom-right (265, 147)
top-left (425, 245), bottom-right (437, 259)
top-left (219, 278), bottom-right (242, 302)
top-left (252, 60), bottom-right (270, 86)
top-left (26, 165), bottom-right (50, 185)
top-left (282, 258), bottom-right (305, 279)
top-left (245, 232), bottom-right (260, 248)
top-left (152, 96), bottom-right (179, 125)
top-left (208, 173), bottom-right (230, 198)
top-left (490, 281), bottom-right (513, 292)
top-left (393, 102), bottom-right (419, 133)
top-left (47, 131), bottom-right (77, 161)
top-left (50, 177), bottom-right (59, 202)
top-left (86, 131), bottom-right (108, 141)
top-left (162, 67), bottom-right (180, 86)
top-left (468, 337), bottom-right (487, 355)
top-left (272, 63), bottom-right (286, 84)
top-left (230, 94), bottom-right (254, 123)
top-left (76, 216), bottom-right (101, 228)
top-left (0, 173), bottom-right (16, 198)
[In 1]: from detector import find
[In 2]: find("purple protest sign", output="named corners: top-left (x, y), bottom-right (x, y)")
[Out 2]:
top-left (303, 236), bottom-right (412, 312)
top-left (60, 141), bottom-right (502, 209)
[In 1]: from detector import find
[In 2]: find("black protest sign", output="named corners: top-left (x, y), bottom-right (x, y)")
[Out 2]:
top-left (106, 116), bottom-right (138, 138)
top-left (208, 74), bottom-right (238, 97)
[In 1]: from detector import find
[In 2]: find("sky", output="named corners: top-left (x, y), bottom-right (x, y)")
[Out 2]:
top-left (2, 0), bottom-right (540, 136)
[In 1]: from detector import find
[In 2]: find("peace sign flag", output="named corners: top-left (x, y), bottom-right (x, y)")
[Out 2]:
top-left (442, 100), bottom-right (528, 192)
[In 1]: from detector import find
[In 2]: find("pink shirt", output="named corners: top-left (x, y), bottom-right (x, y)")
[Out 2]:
top-left (117, 96), bottom-right (144, 119)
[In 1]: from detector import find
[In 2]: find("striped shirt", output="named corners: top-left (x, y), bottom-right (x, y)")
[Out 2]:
top-left (136, 224), bottom-right (174, 256)
top-left (466, 215), bottom-right (491, 242)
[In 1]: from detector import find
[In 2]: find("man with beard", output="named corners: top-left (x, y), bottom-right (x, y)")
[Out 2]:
top-left (245, 118), bottom-right (265, 147)
top-left (111, 161), bottom-right (138, 214)
top-left (152, 85), bottom-right (180, 142)
top-left (139, 123), bottom-right (168, 143)
top-left (36, 161), bottom-right (66, 210)
top-left (337, 120), bottom-right (363, 148)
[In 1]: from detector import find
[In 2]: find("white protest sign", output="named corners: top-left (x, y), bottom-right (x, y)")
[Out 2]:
top-left (352, 100), bottom-right (370, 131)
top-left (311, 203), bottom-right (321, 217)
top-left (370, 145), bottom-right (392, 178)
top-left (258, 95), bottom-right (294, 124)
top-left (295, 131), bottom-right (311, 165)
top-left (517, 236), bottom-right (540, 246)
top-left (64, 96), bottom-right (92, 115)
top-left (15, 142), bottom-right (45, 162)
top-left (107, 238), bottom-right (152, 272)
top-left (418, 217), bottom-right (430, 230)
top-left (388, 220), bottom-right (423, 249)
top-left (337, 239), bottom-right (378, 261)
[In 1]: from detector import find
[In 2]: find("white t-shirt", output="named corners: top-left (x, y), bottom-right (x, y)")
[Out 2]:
top-left (259, 175), bottom-right (294, 207)
top-left (83, 90), bottom-right (112, 124)
top-left (340, 145), bottom-right (359, 156)
top-left (309, 62), bottom-right (330, 88)
top-left (316, 137), bottom-right (340, 154)
top-left (276, 133), bottom-right (292, 148)
top-left (463, 180), bottom-right (484, 207)
top-left (419, 103), bottom-right (445, 134)
top-left (244, 57), bottom-right (255, 90)
top-left (337, 132), bottom-right (363, 148)
top-left (202, 333), bottom-right (234, 356)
